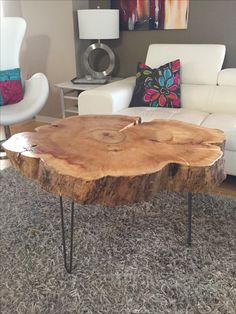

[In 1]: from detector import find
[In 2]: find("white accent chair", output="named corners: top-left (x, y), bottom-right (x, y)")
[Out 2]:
top-left (0, 17), bottom-right (49, 139)
top-left (78, 44), bottom-right (236, 176)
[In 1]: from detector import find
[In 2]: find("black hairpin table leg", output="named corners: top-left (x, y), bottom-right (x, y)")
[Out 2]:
top-left (187, 192), bottom-right (192, 246)
top-left (59, 192), bottom-right (192, 272)
top-left (60, 196), bottom-right (75, 273)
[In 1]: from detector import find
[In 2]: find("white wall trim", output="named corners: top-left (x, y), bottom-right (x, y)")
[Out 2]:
top-left (35, 115), bottom-right (60, 124)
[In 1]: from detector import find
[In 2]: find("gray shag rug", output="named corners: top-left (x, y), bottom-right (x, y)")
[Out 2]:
top-left (0, 168), bottom-right (236, 314)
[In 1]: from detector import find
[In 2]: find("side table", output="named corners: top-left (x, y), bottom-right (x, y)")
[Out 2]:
top-left (55, 78), bottom-right (122, 118)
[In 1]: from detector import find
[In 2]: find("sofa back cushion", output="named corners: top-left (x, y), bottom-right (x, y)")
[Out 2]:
top-left (145, 44), bottom-right (225, 85)
top-left (181, 84), bottom-right (236, 114)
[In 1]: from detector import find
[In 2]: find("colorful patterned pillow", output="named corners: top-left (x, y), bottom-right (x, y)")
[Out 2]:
top-left (129, 60), bottom-right (181, 108)
top-left (0, 68), bottom-right (24, 106)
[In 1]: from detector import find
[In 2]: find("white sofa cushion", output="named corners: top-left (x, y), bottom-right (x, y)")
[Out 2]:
top-left (145, 44), bottom-right (225, 85)
top-left (201, 113), bottom-right (236, 151)
top-left (181, 84), bottom-right (236, 115)
top-left (118, 107), bottom-right (209, 125)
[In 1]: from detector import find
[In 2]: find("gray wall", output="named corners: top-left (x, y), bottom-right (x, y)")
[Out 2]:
top-left (90, 0), bottom-right (236, 77)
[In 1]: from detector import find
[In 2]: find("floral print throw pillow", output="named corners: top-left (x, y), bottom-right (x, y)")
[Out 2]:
top-left (129, 60), bottom-right (181, 108)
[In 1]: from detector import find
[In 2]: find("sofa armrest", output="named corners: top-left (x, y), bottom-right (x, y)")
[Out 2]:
top-left (78, 77), bottom-right (136, 115)
top-left (217, 68), bottom-right (236, 86)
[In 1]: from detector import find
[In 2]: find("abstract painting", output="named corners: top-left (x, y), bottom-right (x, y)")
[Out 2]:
top-left (111, 0), bottom-right (189, 31)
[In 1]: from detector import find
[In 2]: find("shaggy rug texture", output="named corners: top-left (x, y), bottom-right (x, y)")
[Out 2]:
top-left (0, 168), bottom-right (235, 314)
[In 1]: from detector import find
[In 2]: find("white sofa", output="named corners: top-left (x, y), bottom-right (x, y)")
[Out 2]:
top-left (78, 44), bottom-right (236, 176)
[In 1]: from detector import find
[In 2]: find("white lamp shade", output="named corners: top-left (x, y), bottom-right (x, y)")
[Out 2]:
top-left (77, 9), bottom-right (119, 40)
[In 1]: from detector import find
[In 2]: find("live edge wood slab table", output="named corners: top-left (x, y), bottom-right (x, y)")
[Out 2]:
top-left (3, 115), bottom-right (226, 273)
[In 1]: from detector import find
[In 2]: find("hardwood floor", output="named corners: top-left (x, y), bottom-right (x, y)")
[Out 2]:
top-left (10, 120), bottom-right (47, 134)
top-left (1, 120), bottom-right (236, 197)
top-left (214, 175), bottom-right (236, 197)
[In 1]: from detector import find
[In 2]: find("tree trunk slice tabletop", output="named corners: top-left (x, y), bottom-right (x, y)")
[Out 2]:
top-left (3, 115), bottom-right (226, 206)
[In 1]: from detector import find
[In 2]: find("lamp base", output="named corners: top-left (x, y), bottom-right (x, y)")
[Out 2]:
top-left (83, 42), bottom-right (115, 79)
top-left (72, 77), bottom-right (108, 85)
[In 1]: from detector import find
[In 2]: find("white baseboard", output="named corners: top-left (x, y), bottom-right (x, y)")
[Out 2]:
top-left (35, 115), bottom-right (61, 124)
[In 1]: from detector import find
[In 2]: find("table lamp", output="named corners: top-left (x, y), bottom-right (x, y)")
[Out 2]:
top-left (77, 8), bottom-right (119, 84)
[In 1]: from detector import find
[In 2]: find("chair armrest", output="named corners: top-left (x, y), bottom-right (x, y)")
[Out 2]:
top-left (0, 73), bottom-right (49, 125)
top-left (78, 77), bottom-right (136, 115)
top-left (24, 73), bottom-right (49, 107)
